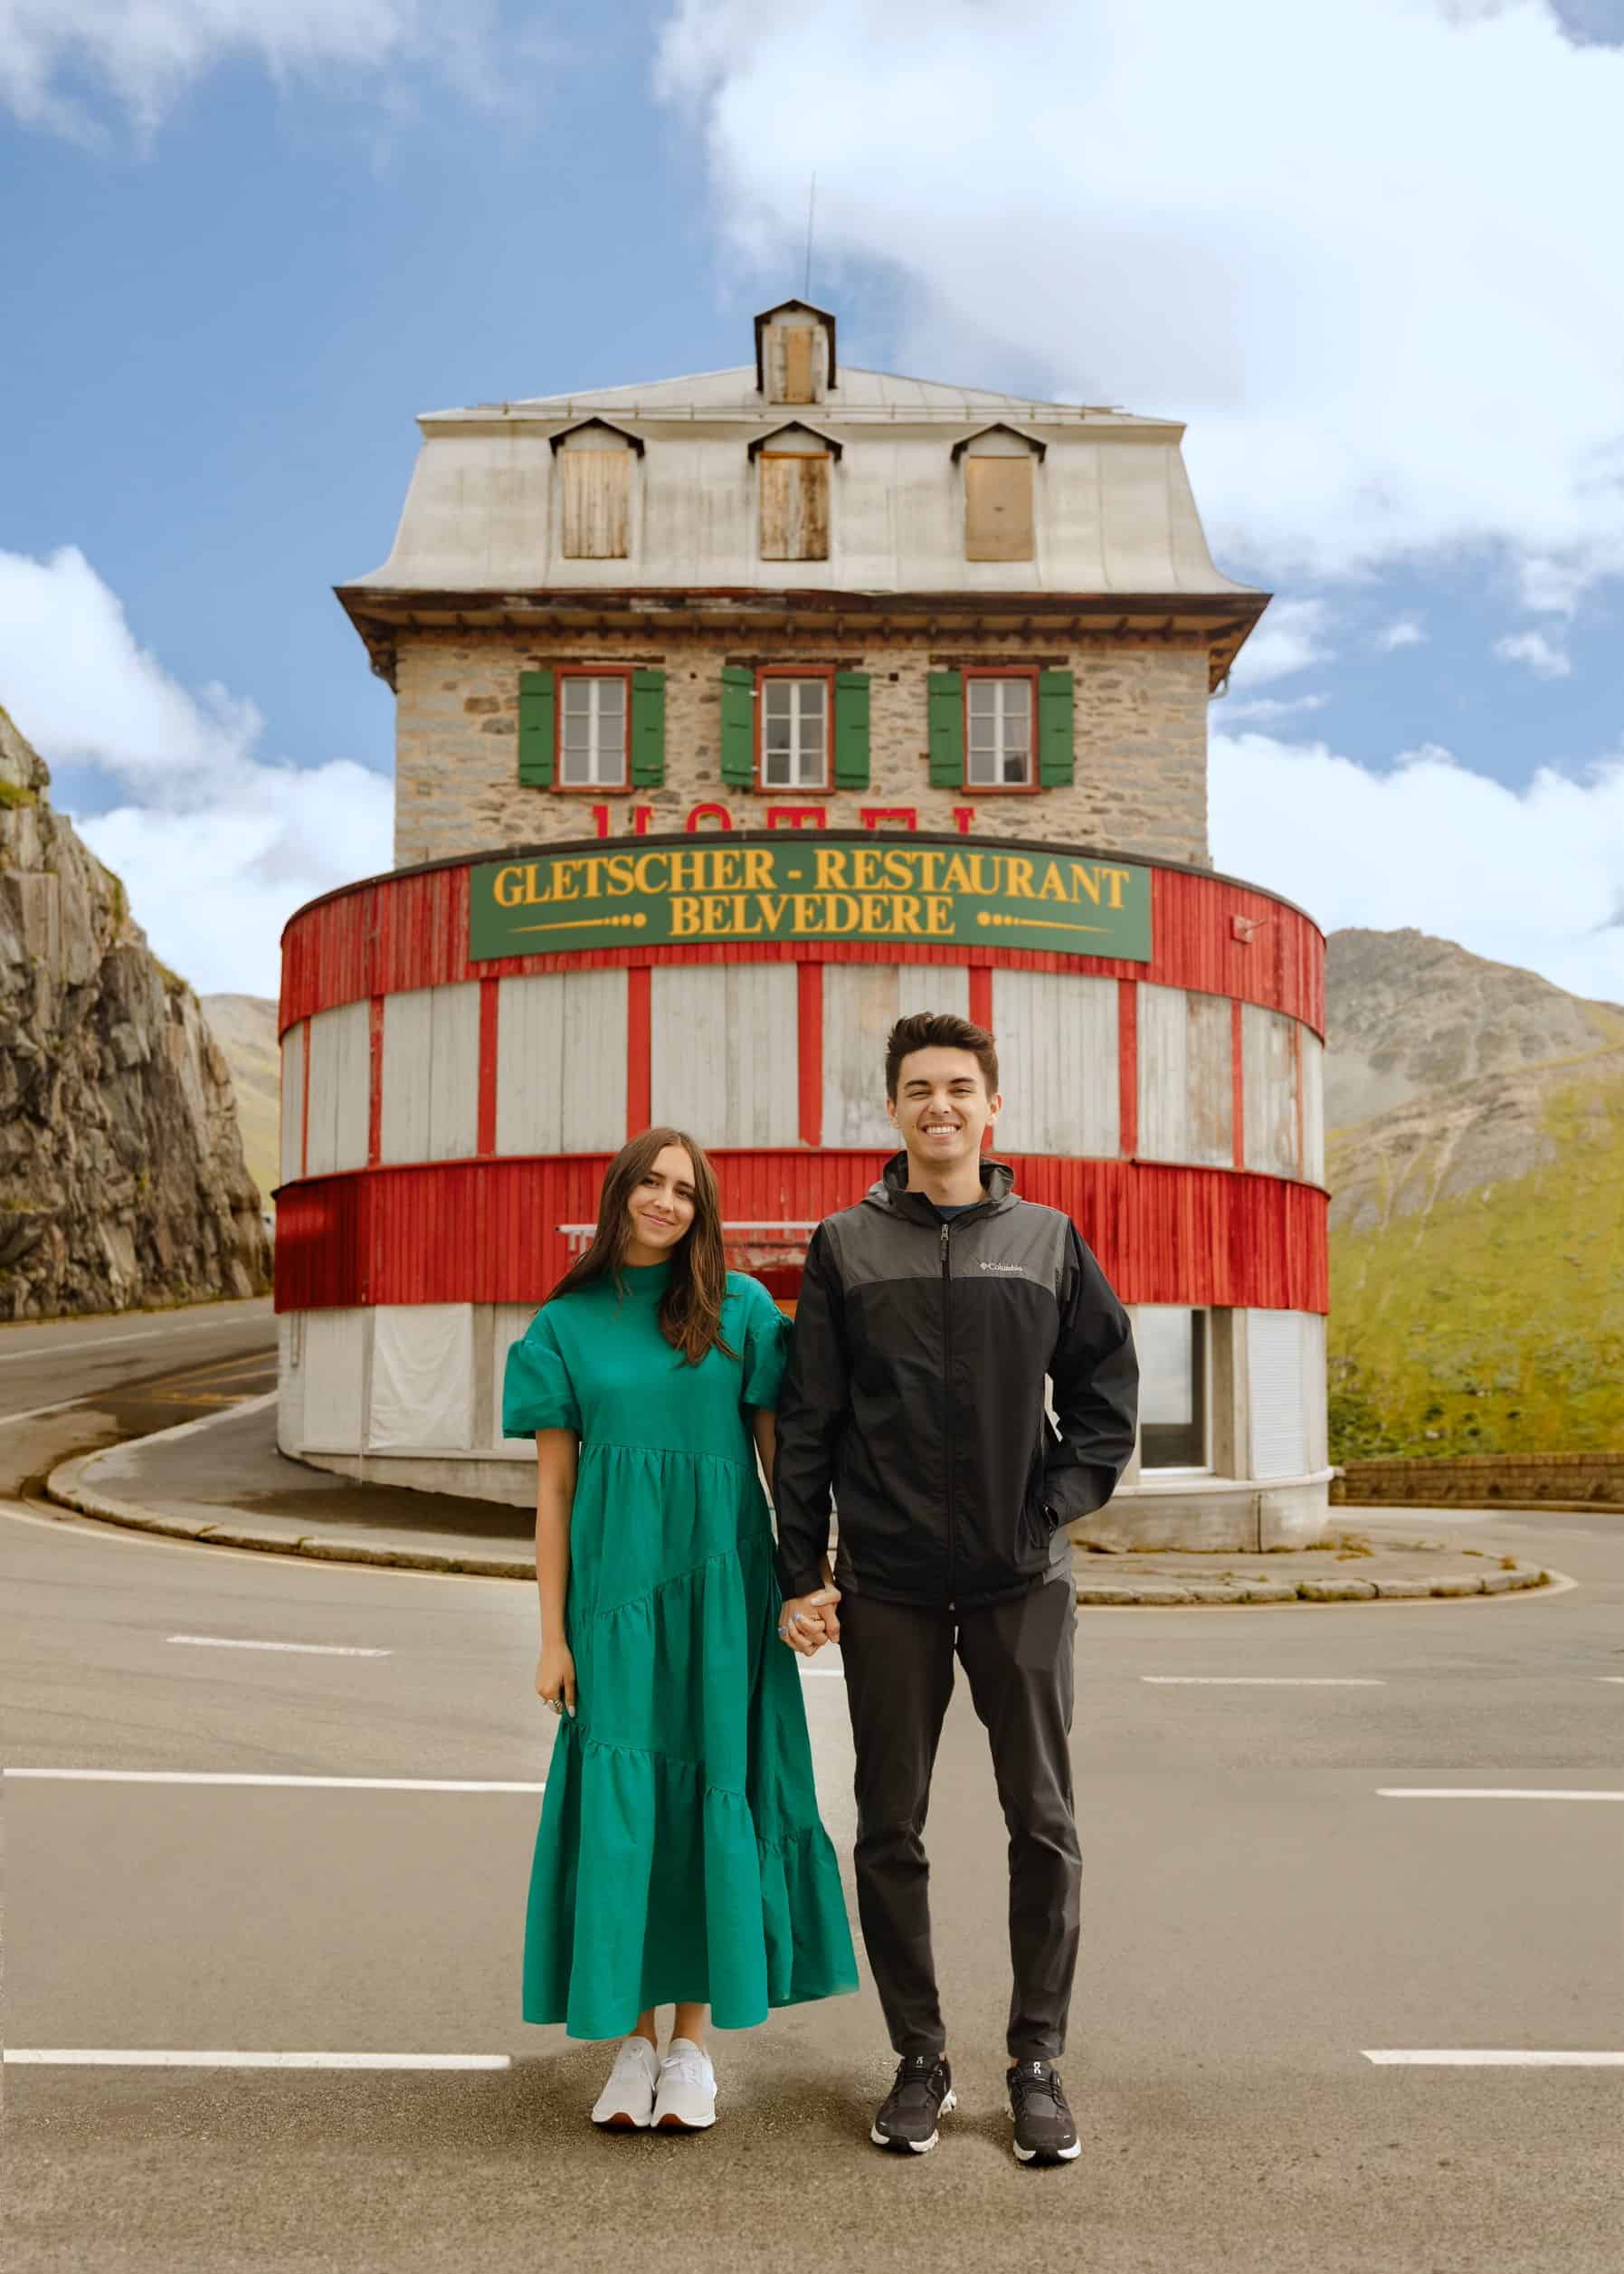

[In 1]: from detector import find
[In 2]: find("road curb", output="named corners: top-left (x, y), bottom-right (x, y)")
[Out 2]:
top-left (44, 1426), bottom-right (1556, 1603)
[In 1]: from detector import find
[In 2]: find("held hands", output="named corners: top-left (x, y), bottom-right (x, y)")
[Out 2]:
top-left (536, 1642), bottom-right (576, 1717)
top-left (776, 1584), bottom-right (841, 1656)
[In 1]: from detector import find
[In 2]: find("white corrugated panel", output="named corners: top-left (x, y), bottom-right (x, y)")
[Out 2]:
top-left (1137, 985), bottom-right (1232, 1166)
top-left (1247, 1308), bottom-right (1308, 1480)
top-left (821, 966), bottom-right (971, 1147)
top-left (491, 1300), bottom-right (544, 1452)
top-left (427, 984), bottom-right (480, 1161)
top-left (993, 970), bottom-right (1118, 1157)
top-left (301, 1308), bottom-right (366, 1451)
top-left (380, 985), bottom-right (480, 1165)
top-left (651, 965), bottom-right (799, 1146)
top-left (368, 1304), bottom-right (474, 1451)
top-left (1300, 1028), bottom-right (1326, 1185)
top-left (1302, 1310), bottom-right (1328, 1472)
top-left (279, 1023), bottom-right (306, 1185)
top-left (496, 975), bottom-right (564, 1155)
top-left (562, 971), bottom-right (628, 1151)
top-left (1242, 1003), bottom-right (1297, 1177)
top-left (276, 1311), bottom-right (306, 1451)
top-left (305, 1001), bottom-right (370, 1176)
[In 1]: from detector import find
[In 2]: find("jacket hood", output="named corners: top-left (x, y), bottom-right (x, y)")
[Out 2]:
top-left (866, 1152), bottom-right (1017, 1219)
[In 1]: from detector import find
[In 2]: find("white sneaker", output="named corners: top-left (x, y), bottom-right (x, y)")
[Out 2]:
top-left (651, 2037), bottom-right (717, 2132)
top-left (591, 2036), bottom-right (660, 2129)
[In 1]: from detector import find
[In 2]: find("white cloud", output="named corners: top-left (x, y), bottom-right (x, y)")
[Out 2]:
top-left (0, 0), bottom-right (497, 138)
top-left (1221, 692), bottom-right (1330, 724)
top-left (1373, 617), bottom-right (1427, 652)
top-left (1211, 728), bottom-right (1624, 1003)
top-left (1493, 627), bottom-right (1574, 679)
top-left (1226, 598), bottom-right (1334, 687)
top-left (660, 0), bottom-right (1624, 599)
top-left (0, 545), bottom-right (392, 995)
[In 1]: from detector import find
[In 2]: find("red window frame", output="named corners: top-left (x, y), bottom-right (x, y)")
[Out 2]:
top-left (552, 665), bottom-right (632, 795)
top-left (962, 666), bottom-right (1041, 795)
top-left (754, 663), bottom-right (834, 794)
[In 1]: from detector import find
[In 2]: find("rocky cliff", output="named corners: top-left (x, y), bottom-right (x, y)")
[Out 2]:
top-left (0, 704), bottom-right (272, 1318)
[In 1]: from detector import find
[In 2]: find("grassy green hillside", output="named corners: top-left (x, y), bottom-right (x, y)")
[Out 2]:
top-left (1328, 1066), bottom-right (1624, 1460)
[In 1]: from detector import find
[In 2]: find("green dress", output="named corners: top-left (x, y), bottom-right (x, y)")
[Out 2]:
top-left (501, 1261), bottom-right (858, 2039)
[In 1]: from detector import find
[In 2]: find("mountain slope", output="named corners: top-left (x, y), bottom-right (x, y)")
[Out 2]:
top-left (1323, 928), bottom-right (1624, 1460)
top-left (202, 994), bottom-right (280, 1217)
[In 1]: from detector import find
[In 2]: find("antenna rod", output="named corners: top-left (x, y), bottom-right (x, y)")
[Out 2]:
top-left (803, 172), bottom-right (816, 299)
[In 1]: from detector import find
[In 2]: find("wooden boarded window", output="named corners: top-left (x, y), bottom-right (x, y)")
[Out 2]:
top-left (759, 451), bottom-right (830, 560)
top-left (964, 455), bottom-right (1035, 561)
top-left (780, 326), bottom-right (815, 403)
top-left (560, 452), bottom-right (631, 559)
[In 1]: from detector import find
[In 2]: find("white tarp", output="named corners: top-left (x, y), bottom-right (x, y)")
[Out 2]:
top-left (367, 1304), bottom-right (474, 1451)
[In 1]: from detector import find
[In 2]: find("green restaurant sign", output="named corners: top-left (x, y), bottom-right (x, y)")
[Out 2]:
top-left (469, 838), bottom-right (1151, 963)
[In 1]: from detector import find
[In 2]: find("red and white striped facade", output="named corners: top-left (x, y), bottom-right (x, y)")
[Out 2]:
top-left (276, 835), bottom-right (1330, 1543)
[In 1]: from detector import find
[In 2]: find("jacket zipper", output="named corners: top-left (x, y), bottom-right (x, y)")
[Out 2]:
top-left (941, 1218), bottom-right (955, 1603)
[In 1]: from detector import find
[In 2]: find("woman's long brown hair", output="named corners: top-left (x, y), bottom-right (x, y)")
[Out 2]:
top-left (545, 1127), bottom-right (736, 1365)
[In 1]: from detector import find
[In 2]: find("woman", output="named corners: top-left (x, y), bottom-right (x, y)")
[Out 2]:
top-left (501, 1127), bottom-right (857, 2132)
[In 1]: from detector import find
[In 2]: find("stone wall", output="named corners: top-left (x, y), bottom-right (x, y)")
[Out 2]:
top-left (1333, 1451), bottom-right (1624, 1512)
top-left (393, 629), bottom-right (1211, 871)
top-left (0, 704), bottom-right (272, 1318)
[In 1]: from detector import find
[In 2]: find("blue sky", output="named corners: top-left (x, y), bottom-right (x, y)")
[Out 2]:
top-left (2, 0), bottom-right (1622, 999)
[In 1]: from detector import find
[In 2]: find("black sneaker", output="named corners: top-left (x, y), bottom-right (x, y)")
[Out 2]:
top-left (1007, 2060), bottom-right (1080, 2165)
top-left (870, 2053), bottom-right (956, 2154)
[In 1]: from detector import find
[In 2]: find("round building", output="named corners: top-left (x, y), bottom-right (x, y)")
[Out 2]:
top-left (276, 302), bottom-right (1328, 1547)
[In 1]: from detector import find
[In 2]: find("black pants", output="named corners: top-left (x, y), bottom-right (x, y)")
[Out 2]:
top-left (839, 1576), bottom-right (1080, 2063)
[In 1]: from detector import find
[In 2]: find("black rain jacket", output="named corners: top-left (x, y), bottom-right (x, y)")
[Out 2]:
top-left (772, 1155), bottom-right (1139, 1610)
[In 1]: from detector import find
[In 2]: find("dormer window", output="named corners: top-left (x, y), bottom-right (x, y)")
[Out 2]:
top-left (549, 419), bottom-right (643, 560)
top-left (952, 424), bottom-right (1045, 563)
top-left (754, 299), bottom-right (837, 404)
top-left (750, 422), bottom-right (840, 563)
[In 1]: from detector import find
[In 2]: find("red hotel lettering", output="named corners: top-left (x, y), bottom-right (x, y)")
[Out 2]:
top-left (765, 806), bottom-right (829, 830)
top-left (685, 804), bottom-right (735, 832)
top-left (951, 807), bottom-right (977, 835)
top-left (859, 807), bottom-right (918, 830)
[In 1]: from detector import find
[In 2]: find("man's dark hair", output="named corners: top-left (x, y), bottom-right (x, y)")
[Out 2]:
top-left (884, 1011), bottom-right (999, 1101)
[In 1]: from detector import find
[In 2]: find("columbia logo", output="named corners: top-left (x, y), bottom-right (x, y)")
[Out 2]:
top-left (979, 1261), bottom-right (1028, 1276)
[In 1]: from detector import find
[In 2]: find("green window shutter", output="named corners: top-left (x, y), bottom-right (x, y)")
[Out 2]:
top-left (1038, 668), bottom-right (1075, 787)
top-left (518, 670), bottom-right (555, 787)
top-left (927, 670), bottom-right (964, 788)
top-left (719, 664), bottom-right (755, 787)
top-left (833, 671), bottom-right (870, 789)
top-left (630, 668), bottom-right (666, 786)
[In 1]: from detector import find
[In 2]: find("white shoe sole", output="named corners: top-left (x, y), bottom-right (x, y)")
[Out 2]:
top-left (652, 2106), bottom-right (716, 2132)
top-left (871, 2086), bottom-right (956, 2153)
top-left (1006, 2097), bottom-right (1081, 2164)
top-left (592, 2107), bottom-right (651, 2130)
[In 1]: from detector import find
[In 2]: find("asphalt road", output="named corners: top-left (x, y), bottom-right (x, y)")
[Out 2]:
top-left (3, 1300), bottom-right (1621, 2273)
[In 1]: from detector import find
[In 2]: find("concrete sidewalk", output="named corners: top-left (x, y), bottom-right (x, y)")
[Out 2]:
top-left (44, 1394), bottom-right (1554, 1603)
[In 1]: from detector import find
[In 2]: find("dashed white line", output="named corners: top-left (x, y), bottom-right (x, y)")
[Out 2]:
top-left (1378, 1787), bottom-right (1624, 1802)
top-left (3, 2049), bottom-right (512, 2069)
top-left (1143, 1676), bottom-right (1386, 1686)
top-left (166, 1636), bottom-right (392, 1657)
top-left (4, 1769), bottom-right (544, 1792)
top-left (1363, 2050), bottom-right (1624, 2068)
top-left (0, 1319), bottom-right (266, 1366)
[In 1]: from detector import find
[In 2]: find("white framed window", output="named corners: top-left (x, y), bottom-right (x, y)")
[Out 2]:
top-left (966, 675), bottom-right (1034, 787)
top-left (1137, 1306), bottom-right (1209, 1470)
top-left (760, 675), bottom-right (830, 789)
top-left (558, 673), bottom-right (628, 787)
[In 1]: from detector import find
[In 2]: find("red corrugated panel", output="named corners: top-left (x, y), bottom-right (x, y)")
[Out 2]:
top-left (274, 1153), bottom-right (1327, 1316)
top-left (280, 855), bottom-right (1326, 1035)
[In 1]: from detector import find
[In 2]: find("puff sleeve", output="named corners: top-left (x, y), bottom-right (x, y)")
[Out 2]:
top-left (501, 1305), bottom-right (581, 1437)
top-left (737, 1277), bottom-right (791, 1413)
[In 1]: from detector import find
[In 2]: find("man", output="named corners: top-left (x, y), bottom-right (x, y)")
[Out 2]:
top-left (772, 1011), bottom-right (1137, 2167)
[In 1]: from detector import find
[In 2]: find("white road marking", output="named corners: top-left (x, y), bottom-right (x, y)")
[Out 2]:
top-left (1142, 1676), bottom-right (1386, 1686)
top-left (5, 1769), bottom-right (544, 1792)
top-left (0, 1318), bottom-right (267, 1368)
top-left (1598, 1677), bottom-right (1624, 1684)
top-left (166, 1635), bottom-right (391, 1657)
top-left (1378, 1787), bottom-right (1624, 1802)
top-left (1363, 2050), bottom-right (1624, 2068)
top-left (3, 2049), bottom-right (511, 2069)
top-left (0, 1398), bottom-right (91, 1426)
